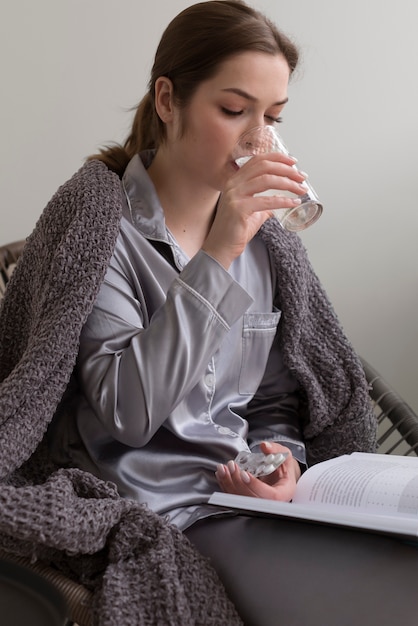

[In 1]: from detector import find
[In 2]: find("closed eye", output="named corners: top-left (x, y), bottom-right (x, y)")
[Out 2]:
top-left (221, 107), bottom-right (243, 116)
top-left (221, 108), bottom-right (283, 124)
top-left (266, 115), bottom-right (283, 124)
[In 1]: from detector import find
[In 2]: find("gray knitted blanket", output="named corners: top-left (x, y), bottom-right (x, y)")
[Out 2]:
top-left (0, 160), bottom-right (376, 624)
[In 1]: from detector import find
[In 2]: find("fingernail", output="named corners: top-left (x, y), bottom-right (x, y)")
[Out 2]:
top-left (216, 464), bottom-right (226, 478)
top-left (241, 470), bottom-right (251, 484)
top-left (227, 460), bottom-right (236, 474)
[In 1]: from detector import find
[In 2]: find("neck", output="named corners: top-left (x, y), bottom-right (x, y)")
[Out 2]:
top-left (148, 150), bottom-right (220, 258)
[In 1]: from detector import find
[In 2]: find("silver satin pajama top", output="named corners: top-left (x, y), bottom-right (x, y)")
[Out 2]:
top-left (50, 151), bottom-right (306, 530)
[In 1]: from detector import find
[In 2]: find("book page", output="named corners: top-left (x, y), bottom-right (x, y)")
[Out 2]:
top-left (293, 453), bottom-right (418, 518)
top-left (208, 490), bottom-right (418, 538)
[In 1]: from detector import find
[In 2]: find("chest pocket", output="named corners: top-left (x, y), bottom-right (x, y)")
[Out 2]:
top-left (239, 310), bottom-right (281, 395)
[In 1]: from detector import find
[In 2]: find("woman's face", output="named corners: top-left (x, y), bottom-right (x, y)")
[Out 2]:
top-left (166, 51), bottom-right (291, 193)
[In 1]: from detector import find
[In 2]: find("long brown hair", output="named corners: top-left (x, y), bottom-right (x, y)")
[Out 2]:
top-left (89, 0), bottom-right (299, 177)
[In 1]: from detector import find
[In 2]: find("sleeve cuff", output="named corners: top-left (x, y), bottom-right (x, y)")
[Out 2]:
top-left (177, 250), bottom-right (253, 327)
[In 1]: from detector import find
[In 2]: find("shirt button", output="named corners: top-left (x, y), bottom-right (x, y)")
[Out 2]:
top-left (218, 427), bottom-right (230, 435)
top-left (204, 374), bottom-right (214, 387)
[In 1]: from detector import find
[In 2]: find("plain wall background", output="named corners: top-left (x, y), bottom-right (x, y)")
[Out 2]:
top-left (1, 0), bottom-right (417, 411)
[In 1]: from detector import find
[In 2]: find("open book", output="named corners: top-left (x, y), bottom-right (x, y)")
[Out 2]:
top-left (208, 452), bottom-right (418, 539)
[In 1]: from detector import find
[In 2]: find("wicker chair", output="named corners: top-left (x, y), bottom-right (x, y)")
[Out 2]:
top-left (361, 357), bottom-right (418, 456)
top-left (0, 239), bottom-right (25, 297)
top-left (1, 239), bottom-right (418, 624)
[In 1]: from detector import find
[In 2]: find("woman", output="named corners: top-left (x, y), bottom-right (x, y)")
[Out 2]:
top-left (52, 0), bottom-right (309, 525)
top-left (1, 1), bottom-right (376, 623)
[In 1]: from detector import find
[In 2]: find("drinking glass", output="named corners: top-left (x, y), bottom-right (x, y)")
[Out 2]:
top-left (233, 125), bottom-right (323, 232)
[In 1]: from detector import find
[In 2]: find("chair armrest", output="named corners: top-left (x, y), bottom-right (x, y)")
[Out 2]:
top-left (0, 549), bottom-right (93, 626)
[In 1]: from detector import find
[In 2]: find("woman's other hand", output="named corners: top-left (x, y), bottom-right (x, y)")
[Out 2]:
top-left (215, 440), bottom-right (301, 502)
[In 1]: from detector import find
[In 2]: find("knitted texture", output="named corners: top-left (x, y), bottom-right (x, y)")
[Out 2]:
top-left (0, 468), bottom-right (242, 625)
top-left (0, 159), bottom-right (376, 623)
top-left (0, 160), bottom-right (243, 625)
top-left (258, 220), bottom-right (377, 464)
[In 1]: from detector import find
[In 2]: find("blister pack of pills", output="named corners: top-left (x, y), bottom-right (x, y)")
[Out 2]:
top-left (234, 450), bottom-right (289, 477)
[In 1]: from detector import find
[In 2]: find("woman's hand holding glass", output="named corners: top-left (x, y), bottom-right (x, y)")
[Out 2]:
top-left (215, 441), bottom-right (301, 502)
top-left (232, 125), bottom-right (323, 231)
top-left (202, 148), bottom-right (306, 270)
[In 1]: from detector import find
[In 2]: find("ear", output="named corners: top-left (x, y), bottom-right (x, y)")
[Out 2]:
top-left (154, 76), bottom-right (175, 123)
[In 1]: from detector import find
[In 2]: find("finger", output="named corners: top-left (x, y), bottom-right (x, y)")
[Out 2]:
top-left (217, 462), bottom-right (261, 497)
top-left (226, 462), bottom-right (290, 499)
top-left (215, 462), bottom-right (248, 492)
top-left (241, 154), bottom-right (305, 182)
top-left (216, 462), bottom-right (296, 501)
top-left (240, 471), bottom-right (294, 500)
top-left (215, 463), bottom-right (231, 489)
top-left (241, 151), bottom-right (298, 169)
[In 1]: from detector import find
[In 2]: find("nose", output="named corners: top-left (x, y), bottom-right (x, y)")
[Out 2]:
top-left (246, 116), bottom-right (269, 133)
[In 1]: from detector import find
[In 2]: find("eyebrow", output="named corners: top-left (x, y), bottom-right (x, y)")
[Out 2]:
top-left (221, 87), bottom-right (288, 106)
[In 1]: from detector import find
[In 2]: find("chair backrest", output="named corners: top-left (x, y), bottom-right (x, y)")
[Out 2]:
top-left (361, 358), bottom-right (418, 456)
top-left (0, 239), bottom-right (26, 298)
